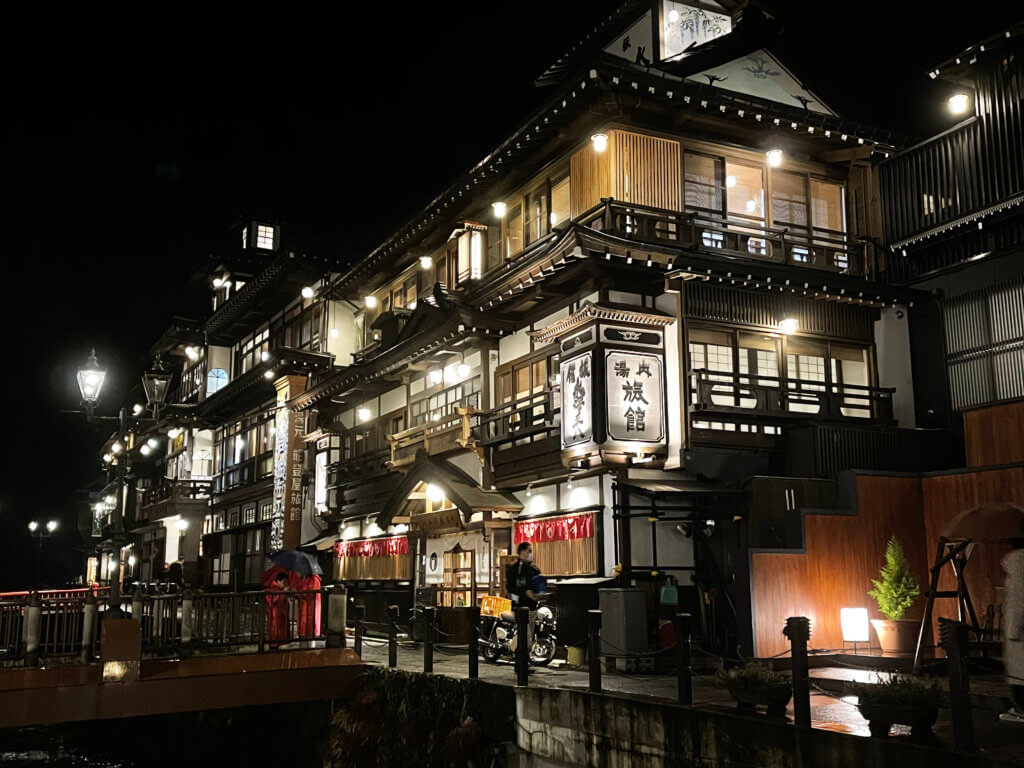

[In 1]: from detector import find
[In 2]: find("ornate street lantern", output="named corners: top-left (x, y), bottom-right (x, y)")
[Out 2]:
top-left (142, 356), bottom-right (172, 418)
top-left (77, 349), bottom-right (107, 414)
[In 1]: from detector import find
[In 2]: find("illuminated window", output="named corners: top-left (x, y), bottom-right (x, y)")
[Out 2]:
top-left (256, 224), bottom-right (275, 250)
top-left (207, 368), bottom-right (228, 395)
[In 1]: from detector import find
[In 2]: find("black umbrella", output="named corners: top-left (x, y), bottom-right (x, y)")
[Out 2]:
top-left (268, 550), bottom-right (323, 576)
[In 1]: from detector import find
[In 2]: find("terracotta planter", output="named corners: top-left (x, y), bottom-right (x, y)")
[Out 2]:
top-left (858, 701), bottom-right (938, 741)
top-left (725, 681), bottom-right (792, 716)
top-left (870, 619), bottom-right (919, 654)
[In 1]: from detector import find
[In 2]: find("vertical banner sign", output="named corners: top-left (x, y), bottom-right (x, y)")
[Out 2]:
top-left (560, 352), bottom-right (592, 448)
top-left (272, 376), bottom-right (308, 551)
top-left (605, 352), bottom-right (665, 442)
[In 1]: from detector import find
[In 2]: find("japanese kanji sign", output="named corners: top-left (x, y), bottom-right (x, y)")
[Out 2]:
top-left (560, 352), bottom-right (592, 448)
top-left (606, 351), bottom-right (664, 442)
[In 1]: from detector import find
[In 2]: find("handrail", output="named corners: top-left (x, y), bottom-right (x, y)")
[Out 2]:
top-left (472, 389), bottom-right (560, 445)
top-left (691, 368), bottom-right (894, 422)
top-left (141, 478), bottom-right (212, 508)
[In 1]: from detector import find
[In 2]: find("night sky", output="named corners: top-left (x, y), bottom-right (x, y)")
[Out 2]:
top-left (1, 2), bottom-right (1017, 590)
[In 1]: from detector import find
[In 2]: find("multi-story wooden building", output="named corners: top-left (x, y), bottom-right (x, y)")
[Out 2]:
top-left (83, 3), bottom-right (1021, 658)
top-left (289, 1), bottom-right (959, 653)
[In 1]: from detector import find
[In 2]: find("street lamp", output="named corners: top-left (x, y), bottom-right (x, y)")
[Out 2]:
top-left (27, 519), bottom-right (59, 589)
top-left (141, 356), bottom-right (172, 421)
top-left (77, 350), bottom-right (107, 419)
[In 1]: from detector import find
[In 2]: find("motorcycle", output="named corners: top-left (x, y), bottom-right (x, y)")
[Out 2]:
top-left (480, 605), bottom-right (558, 666)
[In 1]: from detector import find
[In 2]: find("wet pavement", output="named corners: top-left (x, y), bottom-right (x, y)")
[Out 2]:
top-left (358, 639), bottom-right (1024, 763)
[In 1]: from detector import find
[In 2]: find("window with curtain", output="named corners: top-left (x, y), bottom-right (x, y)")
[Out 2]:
top-left (684, 153), bottom-right (723, 215)
top-left (771, 171), bottom-right (809, 233)
top-left (726, 162), bottom-right (765, 223)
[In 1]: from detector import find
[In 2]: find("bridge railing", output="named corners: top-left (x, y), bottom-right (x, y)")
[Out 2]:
top-left (0, 587), bottom-right (329, 665)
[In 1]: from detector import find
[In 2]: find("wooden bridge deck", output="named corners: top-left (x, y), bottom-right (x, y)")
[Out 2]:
top-left (0, 647), bottom-right (363, 729)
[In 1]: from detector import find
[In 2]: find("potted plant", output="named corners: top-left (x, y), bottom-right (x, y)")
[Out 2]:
top-left (868, 536), bottom-right (921, 654)
top-left (852, 674), bottom-right (941, 740)
top-left (716, 661), bottom-right (792, 716)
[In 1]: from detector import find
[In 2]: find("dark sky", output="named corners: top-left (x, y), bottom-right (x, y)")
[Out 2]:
top-left (1, 1), bottom-right (1018, 589)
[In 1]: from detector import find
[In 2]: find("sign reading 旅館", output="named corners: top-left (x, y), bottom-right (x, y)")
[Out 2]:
top-left (605, 351), bottom-right (664, 442)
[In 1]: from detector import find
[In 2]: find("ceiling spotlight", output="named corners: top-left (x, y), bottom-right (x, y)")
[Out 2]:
top-left (429, 369), bottom-right (443, 385)
top-left (167, 427), bottom-right (182, 439)
top-left (301, 286), bottom-right (315, 299)
top-left (491, 201), bottom-right (507, 219)
top-left (948, 93), bottom-right (969, 115)
top-left (357, 407), bottom-right (371, 422)
top-left (140, 444), bottom-right (152, 456)
top-left (591, 133), bottom-right (609, 152)
top-left (264, 370), bottom-right (275, 379)
top-left (778, 317), bottom-right (799, 335)
top-left (425, 484), bottom-right (445, 503)
top-left (765, 148), bottom-right (783, 167)
top-left (364, 295), bottom-right (378, 309)
top-left (419, 255), bottom-right (433, 269)
top-left (175, 518), bottom-right (189, 531)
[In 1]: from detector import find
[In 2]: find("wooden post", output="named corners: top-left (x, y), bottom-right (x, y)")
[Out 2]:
top-left (422, 606), bottom-right (435, 674)
top-left (24, 592), bottom-right (42, 666)
top-left (354, 605), bottom-right (365, 658)
top-left (587, 609), bottom-right (602, 693)
top-left (515, 607), bottom-right (530, 686)
top-left (81, 591), bottom-right (98, 663)
top-left (467, 606), bottom-right (480, 679)
top-left (674, 612), bottom-right (693, 705)
top-left (940, 618), bottom-right (975, 752)
top-left (388, 605), bottom-right (399, 668)
top-left (784, 616), bottom-right (811, 728)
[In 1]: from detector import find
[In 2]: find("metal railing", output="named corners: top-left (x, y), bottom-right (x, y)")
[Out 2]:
top-left (579, 198), bottom-right (863, 275)
top-left (691, 368), bottom-right (894, 423)
top-left (141, 478), bottom-right (212, 508)
top-left (472, 389), bottom-right (560, 447)
top-left (0, 587), bottom-right (329, 664)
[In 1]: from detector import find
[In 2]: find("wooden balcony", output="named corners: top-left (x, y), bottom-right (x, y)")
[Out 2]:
top-left (472, 389), bottom-right (559, 447)
top-left (690, 369), bottom-right (894, 427)
top-left (579, 198), bottom-right (863, 275)
top-left (327, 448), bottom-right (391, 488)
top-left (388, 415), bottom-right (475, 470)
top-left (138, 479), bottom-right (211, 523)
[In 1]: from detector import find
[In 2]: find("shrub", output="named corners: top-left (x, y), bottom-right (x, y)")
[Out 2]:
top-left (716, 660), bottom-right (788, 687)
top-left (868, 536), bottom-right (920, 621)
top-left (852, 674), bottom-right (941, 708)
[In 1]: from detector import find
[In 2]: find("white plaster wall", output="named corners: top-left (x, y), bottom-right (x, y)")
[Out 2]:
top-left (499, 330), bottom-right (531, 365)
top-left (207, 345), bottom-right (232, 386)
top-left (655, 293), bottom-right (682, 469)
top-left (535, 307), bottom-right (570, 333)
top-left (379, 385), bottom-right (407, 415)
top-left (608, 290), bottom-right (643, 306)
top-left (325, 300), bottom-right (359, 366)
top-left (874, 305), bottom-right (915, 428)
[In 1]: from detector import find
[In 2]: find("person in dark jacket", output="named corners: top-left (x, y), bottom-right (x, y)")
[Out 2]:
top-left (506, 541), bottom-right (541, 610)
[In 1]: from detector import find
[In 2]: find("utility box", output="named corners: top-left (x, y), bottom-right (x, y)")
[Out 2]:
top-left (598, 588), bottom-right (647, 656)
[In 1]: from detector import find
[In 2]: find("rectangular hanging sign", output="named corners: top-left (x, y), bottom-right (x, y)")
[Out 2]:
top-left (605, 351), bottom-right (665, 442)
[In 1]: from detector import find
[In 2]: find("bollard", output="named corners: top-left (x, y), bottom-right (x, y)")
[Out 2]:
top-left (784, 616), bottom-right (811, 728)
top-left (587, 609), bottom-right (602, 693)
top-left (422, 606), bottom-right (435, 674)
top-left (940, 618), bottom-right (974, 752)
top-left (25, 592), bottom-right (42, 666)
top-left (467, 606), bottom-right (480, 679)
top-left (326, 588), bottom-right (348, 649)
top-left (354, 605), bottom-right (365, 658)
top-left (180, 589), bottom-right (194, 659)
top-left (515, 607), bottom-right (530, 686)
top-left (388, 605), bottom-right (399, 668)
top-left (674, 612), bottom-right (693, 705)
top-left (81, 592), bottom-right (98, 663)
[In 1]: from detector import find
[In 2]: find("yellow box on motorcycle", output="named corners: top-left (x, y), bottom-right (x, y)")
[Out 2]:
top-left (481, 595), bottom-right (512, 617)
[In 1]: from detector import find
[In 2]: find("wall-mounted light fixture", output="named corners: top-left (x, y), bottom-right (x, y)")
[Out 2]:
top-left (491, 202), bottom-right (507, 218)
top-left (591, 133), bottom-right (609, 152)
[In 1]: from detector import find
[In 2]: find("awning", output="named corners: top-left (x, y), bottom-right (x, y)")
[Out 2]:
top-left (301, 532), bottom-right (340, 552)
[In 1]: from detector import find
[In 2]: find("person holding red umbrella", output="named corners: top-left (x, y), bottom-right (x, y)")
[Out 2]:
top-left (262, 566), bottom-right (295, 648)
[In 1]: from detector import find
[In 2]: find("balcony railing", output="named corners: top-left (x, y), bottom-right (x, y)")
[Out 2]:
top-left (388, 414), bottom-right (474, 469)
top-left (579, 198), bottom-right (862, 275)
top-left (141, 479), bottom-right (212, 509)
top-left (327, 448), bottom-right (392, 488)
top-left (472, 389), bottom-right (560, 447)
top-left (690, 369), bottom-right (894, 424)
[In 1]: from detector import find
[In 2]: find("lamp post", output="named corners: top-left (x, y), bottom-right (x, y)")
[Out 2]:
top-left (76, 349), bottom-right (174, 617)
top-left (27, 519), bottom-right (59, 589)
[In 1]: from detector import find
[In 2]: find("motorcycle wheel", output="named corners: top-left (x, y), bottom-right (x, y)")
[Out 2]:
top-left (529, 635), bottom-right (557, 666)
top-left (481, 632), bottom-right (503, 663)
